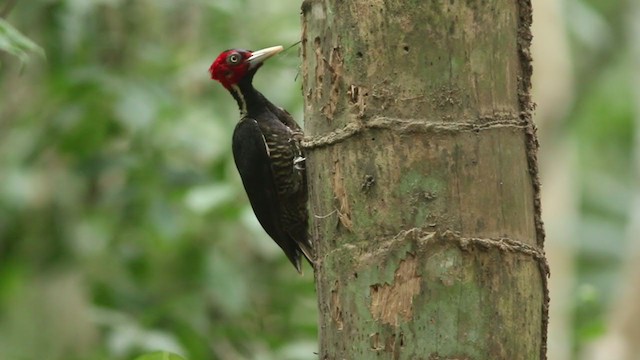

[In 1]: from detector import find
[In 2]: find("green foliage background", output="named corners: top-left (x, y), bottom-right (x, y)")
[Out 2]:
top-left (0, 0), bottom-right (635, 359)
top-left (0, 1), bottom-right (315, 359)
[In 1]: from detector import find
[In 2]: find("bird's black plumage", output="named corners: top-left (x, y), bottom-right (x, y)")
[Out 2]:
top-left (217, 49), bottom-right (312, 272)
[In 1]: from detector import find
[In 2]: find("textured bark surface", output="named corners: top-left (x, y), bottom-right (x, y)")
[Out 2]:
top-left (301, 0), bottom-right (547, 359)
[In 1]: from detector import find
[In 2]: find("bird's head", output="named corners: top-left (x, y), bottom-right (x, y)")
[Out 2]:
top-left (209, 45), bottom-right (284, 89)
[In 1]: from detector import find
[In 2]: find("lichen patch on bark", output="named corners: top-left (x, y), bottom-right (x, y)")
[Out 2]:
top-left (369, 254), bottom-right (421, 326)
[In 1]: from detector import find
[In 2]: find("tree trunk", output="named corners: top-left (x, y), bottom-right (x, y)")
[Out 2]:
top-left (300, 0), bottom-right (548, 359)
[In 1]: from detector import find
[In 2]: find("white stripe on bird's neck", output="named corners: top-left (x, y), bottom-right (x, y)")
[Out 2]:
top-left (230, 84), bottom-right (248, 116)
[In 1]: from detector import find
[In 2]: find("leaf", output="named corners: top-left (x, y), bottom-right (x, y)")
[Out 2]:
top-left (0, 18), bottom-right (45, 65)
top-left (133, 351), bottom-right (186, 360)
top-left (184, 183), bottom-right (236, 214)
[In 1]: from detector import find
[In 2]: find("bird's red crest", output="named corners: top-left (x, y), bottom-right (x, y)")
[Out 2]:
top-left (209, 49), bottom-right (252, 89)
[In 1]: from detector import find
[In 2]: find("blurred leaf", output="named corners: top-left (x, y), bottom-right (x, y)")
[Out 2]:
top-left (184, 183), bottom-right (236, 214)
top-left (134, 351), bottom-right (186, 360)
top-left (205, 249), bottom-right (249, 316)
top-left (0, 18), bottom-right (44, 64)
top-left (95, 307), bottom-right (186, 357)
top-left (574, 283), bottom-right (607, 344)
top-left (276, 340), bottom-right (318, 360)
top-left (114, 83), bottom-right (159, 132)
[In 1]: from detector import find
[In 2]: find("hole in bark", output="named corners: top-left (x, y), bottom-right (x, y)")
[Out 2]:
top-left (370, 332), bottom-right (382, 351)
top-left (354, 272), bottom-right (358, 278)
top-left (331, 282), bottom-right (344, 330)
top-left (356, 51), bottom-right (363, 58)
top-left (403, 45), bottom-right (409, 52)
top-left (361, 175), bottom-right (375, 192)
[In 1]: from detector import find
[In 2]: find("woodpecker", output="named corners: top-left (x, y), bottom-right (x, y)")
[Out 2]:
top-left (209, 45), bottom-right (313, 273)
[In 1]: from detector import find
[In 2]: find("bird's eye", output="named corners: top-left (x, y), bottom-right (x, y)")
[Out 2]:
top-left (227, 53), bottom-right (241, 65)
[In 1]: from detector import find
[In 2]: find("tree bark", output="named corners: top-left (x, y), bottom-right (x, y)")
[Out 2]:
top-left (301, 0), bottom-right (548, 359)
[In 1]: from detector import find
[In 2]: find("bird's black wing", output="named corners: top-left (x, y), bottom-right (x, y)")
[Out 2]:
top-left (264, 101), bottom-right (303, 132)
top-left (262, 99), bottom-right (312, 263)
top-left (232, 117), bottom-right (305, 271)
